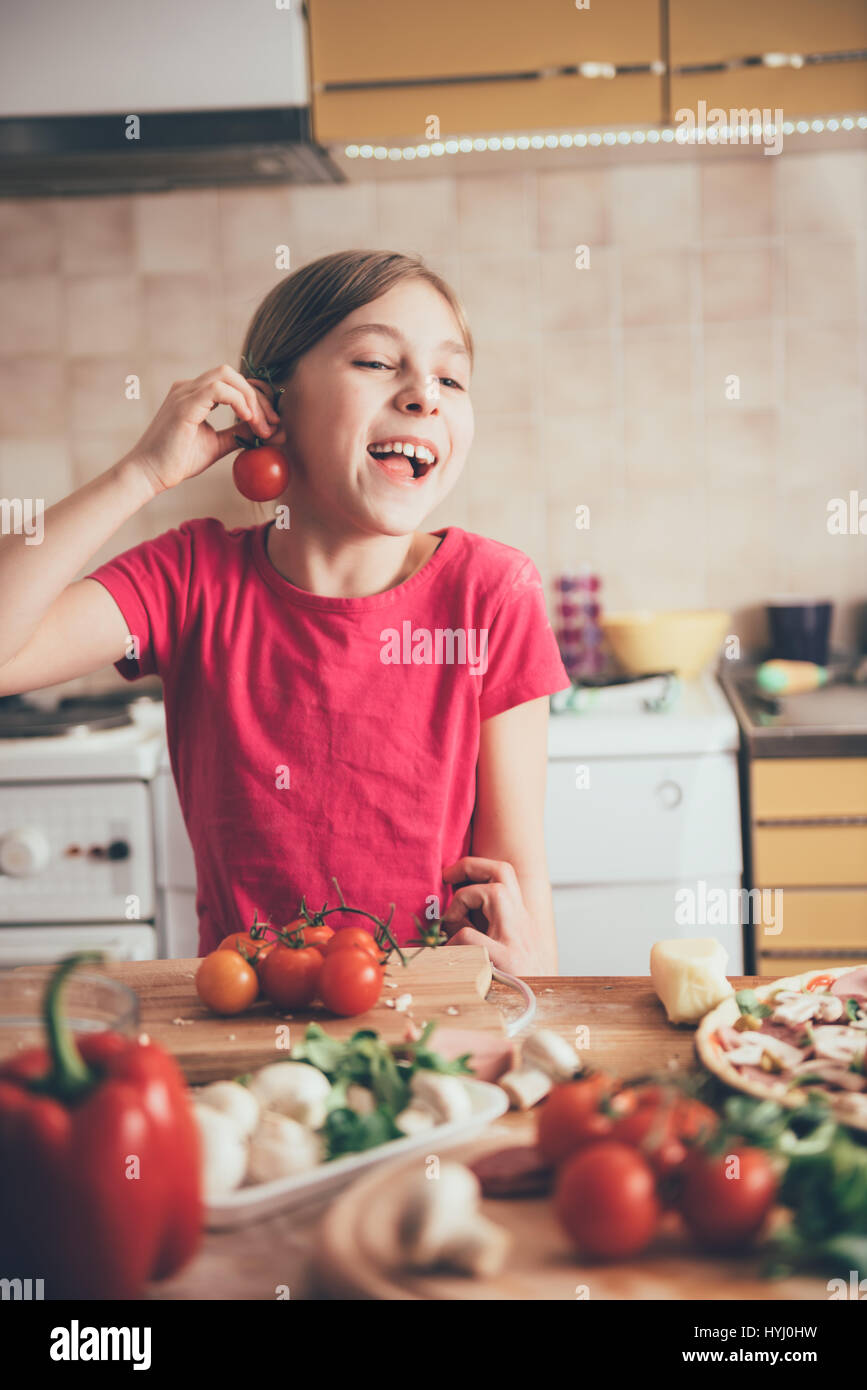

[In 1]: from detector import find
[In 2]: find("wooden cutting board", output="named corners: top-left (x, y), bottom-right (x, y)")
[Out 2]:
top-left (47, 946), bottom-right (503, 1083)
top-left (314, 1127), bottom-right (829, 1301)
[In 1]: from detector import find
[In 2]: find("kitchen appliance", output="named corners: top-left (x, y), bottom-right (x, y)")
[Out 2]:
top-left (546, 672), bottom-right (744, 974)
top-left (0, 0), bottom-right (341, 196)
top-left (766, 597), bottom-right (834, 667)
top-left (0, 691), bottom-right (168, 966)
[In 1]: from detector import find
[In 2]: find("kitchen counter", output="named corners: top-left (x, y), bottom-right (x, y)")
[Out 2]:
top-left (148, 974), bottom-right (755, 1301)
top-left (721, 665), bottom-right (867, 757)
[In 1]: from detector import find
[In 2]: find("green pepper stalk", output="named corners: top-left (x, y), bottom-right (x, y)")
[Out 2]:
top-left (28, 952), bottom-right (105, 1103)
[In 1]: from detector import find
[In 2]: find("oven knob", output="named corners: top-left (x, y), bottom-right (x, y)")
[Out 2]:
top-left (656, 779), bottom-right (683, 810)
top-left (0, 828), bottom-right (51, 877)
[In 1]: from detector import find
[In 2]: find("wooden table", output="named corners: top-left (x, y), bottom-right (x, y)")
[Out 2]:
top-left (148, 976), bottom-right (753, 1301)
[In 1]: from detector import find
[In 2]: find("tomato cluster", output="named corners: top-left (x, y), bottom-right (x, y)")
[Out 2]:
top-left (536, 1076), bottom-right (779, 1260)
top-left (195, 910), bottom-right (388, 1020)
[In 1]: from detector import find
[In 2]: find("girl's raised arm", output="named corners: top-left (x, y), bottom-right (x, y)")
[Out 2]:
top-left (0, 365), bottom-right (280, 696)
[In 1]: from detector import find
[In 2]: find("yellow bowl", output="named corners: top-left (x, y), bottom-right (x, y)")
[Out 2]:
top-left (600, 610), bottom-right (731, 680)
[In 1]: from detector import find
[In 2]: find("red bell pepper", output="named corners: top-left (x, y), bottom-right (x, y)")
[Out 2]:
top-left (0, 953), bottom-right (201, 1299)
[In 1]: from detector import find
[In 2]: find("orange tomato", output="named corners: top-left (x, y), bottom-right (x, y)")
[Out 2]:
top-left (218, 931), bottom-right (275, 972)
top-left (196, 950), bottom-right (259, 1015)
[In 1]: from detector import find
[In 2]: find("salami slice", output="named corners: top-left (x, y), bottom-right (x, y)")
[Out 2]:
top-left (468, 1145), bottom-right (554, 1199)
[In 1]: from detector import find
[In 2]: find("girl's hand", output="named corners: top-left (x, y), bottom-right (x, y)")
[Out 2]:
top-left (439, 856), bottom-right (547, 976)
top-left (122, 365), bottom-right (282, 497)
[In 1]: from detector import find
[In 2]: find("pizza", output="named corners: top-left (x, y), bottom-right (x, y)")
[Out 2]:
top-left (695, 963), bottom-right (867, 1132)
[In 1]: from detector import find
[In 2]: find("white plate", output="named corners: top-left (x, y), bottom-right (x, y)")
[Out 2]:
top-left (204, 1077), bottom-right (510, 1230)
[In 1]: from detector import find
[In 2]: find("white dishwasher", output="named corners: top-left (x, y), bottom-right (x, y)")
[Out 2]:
top-left (545, 674), bottom-right (744, 975)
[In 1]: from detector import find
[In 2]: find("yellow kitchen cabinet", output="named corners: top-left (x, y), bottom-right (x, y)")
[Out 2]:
top-left (753, 825), bottom-right (867, 887)
top-left (669, 0), bottom-right (867, 63)
top-left (753, 888), bottom-right (867, 967)
top-left (752, 759), bottom-right (867, 820)
top-left (671, 64), bottom-right (867, 122)
top-left (755, 954), bottom-right (864, 977)
top-left (311, 77), bottom-right (664, 144)
top-left (308, 0), bottom-right (662, 83)
top-left (307, 0), bottom-right (664, 142)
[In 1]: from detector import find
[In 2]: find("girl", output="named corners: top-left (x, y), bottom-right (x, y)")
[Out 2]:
top-left (0, 251), bottom-right (569, 974)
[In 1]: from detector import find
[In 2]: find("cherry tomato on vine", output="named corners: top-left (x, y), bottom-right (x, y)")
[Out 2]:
top-left (233, 445), bottom-right (289, 501)
top-left (611, 1086), bottom-right (718, 1179)
top-left (319, 944), bottom-right (384, 1017)
top-left (218, 931), bottom-right (275, 972)
top-left (196, 950), bottom-right (259, 1015)
top-left (323, 927), bottom-right (383, 962)
top-left (259, 944), bottom-right (324, 1010)
top-left (536, 1074), bottom-right (625, 1166)
top-left (280, 916), bottom-right (335, 951)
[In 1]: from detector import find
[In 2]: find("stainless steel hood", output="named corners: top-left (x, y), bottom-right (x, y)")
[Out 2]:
top-left (0, 0), bottom-right (344, 195)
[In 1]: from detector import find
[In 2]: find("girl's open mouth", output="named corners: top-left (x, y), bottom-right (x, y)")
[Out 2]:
top-left (367, 440), bottom-right (437, 482)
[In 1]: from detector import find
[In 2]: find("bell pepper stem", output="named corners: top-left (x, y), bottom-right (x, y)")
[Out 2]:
top-left (39, 953), bottom-right (104, 1101)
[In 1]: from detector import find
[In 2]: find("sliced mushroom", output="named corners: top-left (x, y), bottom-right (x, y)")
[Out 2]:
top-left (345, 1083), bottom-right (377, 1116)
top-left (394, 1106), bottom-right (438, 1137)
top-left (791, 1060), bottom-right (866, 1092)
top-left (521, 1029), bottom-right (581, 1082)
top-left (812, 1025), bottom-right (867, 1065)
top-left (498, 1066), bottom-right (554, 1111)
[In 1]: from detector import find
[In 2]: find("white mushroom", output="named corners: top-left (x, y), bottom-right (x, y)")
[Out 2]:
top-left (193, 1103), bottom-right (248, 1200)
top-left (394, 1106), bottom-right (438, 1136)
top-left (498, 1066), bottom-right (553, 1111)
top-left (195, 1080), bottom-right (260, 1139)
top-left (409, 1072), bottom-right (473, 1124)
top-left (246, 1061), bottom-right (331, 1128)
top-left (246, 1112), bottom-right (324, 1184)
top-left (393, 1162), bottom-right (511, 1276)
top-left (521, 1029), bottom-right (581, 1082)
top-left (345, 1083), bottom-right (377, 1116)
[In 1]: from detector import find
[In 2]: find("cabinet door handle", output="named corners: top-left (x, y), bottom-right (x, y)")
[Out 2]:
top-left (656, 779), bottom-right (683, 810)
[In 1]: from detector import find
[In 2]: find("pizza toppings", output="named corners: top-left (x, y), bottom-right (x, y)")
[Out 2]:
top-left (716, 968), bottom-right (867, 1101)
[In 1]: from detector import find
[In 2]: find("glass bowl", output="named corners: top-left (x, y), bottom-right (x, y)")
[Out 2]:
top-left (0, 968), bottom-right (140, 1064)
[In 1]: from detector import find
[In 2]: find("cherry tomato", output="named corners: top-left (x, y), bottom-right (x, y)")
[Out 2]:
top-left (323, 927), bottom-right (383, 962)
top-left (679, 1146), bottom-right (778, 1250)
top-left (319, 945), bottom-right (384, 1017)
top-left (196, 950), bottom-right (259, 1015)
top-left (555, 1141), bottom-right (661, 1259)
top-left (612, 1086), bottom-right (718, 1178)
top-left (536, 1075), bottom-right (624, 1166)
top-left (259, 944), bottom-right (324, 1010)
top-left (218, 931), bottom-right (275, 972)
top-left (277, 915), bottom-right (335, 950)
top-left (233, 446), bottom-right (289, 501)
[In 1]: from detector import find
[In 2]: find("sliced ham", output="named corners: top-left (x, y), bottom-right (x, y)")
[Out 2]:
top-left (812, 1025), bottom-right (867, 1065)
top-left (830, 967), bottom-right (867, 1001)
top-left (402, 1025), bottom-right (517, 1082)
top-left (790, 1060), bottom-right (867, 1092)
top-left (468, 1145), bottom-right (554, 1198)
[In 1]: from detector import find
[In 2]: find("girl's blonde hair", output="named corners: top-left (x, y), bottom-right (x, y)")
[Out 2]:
top-left (239, 249), bottom-right (474, 390)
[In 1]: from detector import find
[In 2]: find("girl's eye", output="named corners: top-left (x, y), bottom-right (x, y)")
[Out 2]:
top-left (440, 378), bottom-right (464, 390)
top-left (356, 359), bottom-right (392, 370)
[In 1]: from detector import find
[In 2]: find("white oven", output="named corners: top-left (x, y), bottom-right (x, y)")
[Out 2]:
top-left (0, 699), bottom-right (165, 967)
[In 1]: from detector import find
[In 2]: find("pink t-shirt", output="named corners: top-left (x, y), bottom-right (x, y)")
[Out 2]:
top-left (88, 519), bottom-right (570, 953)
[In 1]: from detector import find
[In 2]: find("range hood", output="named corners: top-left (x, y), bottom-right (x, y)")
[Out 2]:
top-left (0, 0), bottom-right (343, 196)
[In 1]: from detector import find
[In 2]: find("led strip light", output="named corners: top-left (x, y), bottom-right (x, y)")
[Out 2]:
top-left (345, 114), bottom-right (867, 159)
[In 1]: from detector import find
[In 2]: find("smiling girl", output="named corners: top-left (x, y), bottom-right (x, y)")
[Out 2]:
top-left (0, 251), bottom-right (569, 974)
